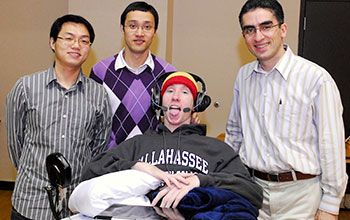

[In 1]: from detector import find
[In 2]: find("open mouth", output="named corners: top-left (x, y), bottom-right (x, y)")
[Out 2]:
top-left (169, 106), bottom-right (181, 116)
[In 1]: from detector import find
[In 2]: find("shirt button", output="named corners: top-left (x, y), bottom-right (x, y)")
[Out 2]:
top-left (61, 135), bottom-right (65, 139)
top-left (264, 93), bottom-right (267, 97)
top-left (65, 95), bottom-right (68, 98)
top-left (63, 114), bottom-right (67, 118)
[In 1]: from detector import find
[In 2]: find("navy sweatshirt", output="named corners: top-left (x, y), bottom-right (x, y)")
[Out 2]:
top-left (81, 123), bottom-right (263, 208)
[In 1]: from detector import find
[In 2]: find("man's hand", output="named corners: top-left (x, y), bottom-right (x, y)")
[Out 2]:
top-left (315, 210), bottom-right (338, 220)
top-left (190, 112), bottom-right (200, 124)
top-left (154, 207), bottom-right (185, 220)
top-left (132, 162), bottom-right (193, 188)
top-left (152, 175), bottom-right (200, 208)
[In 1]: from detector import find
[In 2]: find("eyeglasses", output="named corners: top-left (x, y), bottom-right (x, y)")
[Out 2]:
top-left (242, 23), bottom-right (280, 38)
top-left (57, 36), bottom-right (91, 46)
top-left (125, 23), bottom-right (154, 32)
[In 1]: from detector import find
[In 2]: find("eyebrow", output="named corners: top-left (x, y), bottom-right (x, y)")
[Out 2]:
top-left (126, 20), bottom-right (153, 24)
top-left (242, 20), bottom-right (274, 30)
top-left (62, 32), bottom-right (90, 38)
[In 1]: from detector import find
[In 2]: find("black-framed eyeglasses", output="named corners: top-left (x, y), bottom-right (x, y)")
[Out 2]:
top-left (57, 36), bottom-right (91, 46)
top-left (125, 23), bottom-right (154, 32)
top-left (242, 23), bottom-right (281, 38)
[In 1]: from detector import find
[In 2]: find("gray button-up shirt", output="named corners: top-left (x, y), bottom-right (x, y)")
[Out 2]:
top-left (6, 65), bottom-right (112, 219)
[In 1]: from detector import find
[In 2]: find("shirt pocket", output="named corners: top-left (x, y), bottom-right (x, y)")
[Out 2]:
top-left (276, 103), bottom-right (301, 139)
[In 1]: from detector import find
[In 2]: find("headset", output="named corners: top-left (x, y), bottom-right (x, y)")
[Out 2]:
top-left (46, 152), bottom-right (71, 188)
top-left (151, 71), bottom-right (211, 113)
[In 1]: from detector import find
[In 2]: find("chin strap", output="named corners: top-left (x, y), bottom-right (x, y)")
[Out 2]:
top-left (45, 152), bottom-right (71, 219)
top-left (44, 185), bottom-right (62, 220)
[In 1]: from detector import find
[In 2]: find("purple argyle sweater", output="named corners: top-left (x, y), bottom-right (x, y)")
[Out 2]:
top-left (90, 53), bottom-right (176, 149)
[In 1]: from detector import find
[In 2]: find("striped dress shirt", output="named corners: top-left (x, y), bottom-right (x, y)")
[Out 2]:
top-left (225, 45), bottom-right (347, 214)
top-left (6, 65), bottom-right (112, 219)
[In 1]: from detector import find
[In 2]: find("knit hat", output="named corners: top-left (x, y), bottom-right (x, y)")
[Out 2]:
top-left (161, 72), bottom-right (198, 100)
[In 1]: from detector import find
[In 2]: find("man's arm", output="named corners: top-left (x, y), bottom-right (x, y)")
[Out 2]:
top-left (225, 84), bottom-right (243, 152)
top-left (6, 79), bottom-right (26, 170)
top-left (81, 142), bottom-right (137, 181)
top-left (315, 79), bottom-right (347, 215)
top-left (90, 89), bottom-right (113, 157)
top-left (197, 142), bottom-right (263, 209)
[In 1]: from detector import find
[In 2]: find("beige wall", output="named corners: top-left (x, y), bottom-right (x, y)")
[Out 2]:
top-left (172, 0), bottom-right (300, 137)
top-left (0, 1), bottom-right (68, 181)
top-left (0, 0), bottom-right (300, 181)
top-left (68, 0), bottom-right (170, 75)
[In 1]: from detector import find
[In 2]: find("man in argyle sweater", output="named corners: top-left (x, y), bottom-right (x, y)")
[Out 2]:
top-left (90, 2), bottom-right (176, 149)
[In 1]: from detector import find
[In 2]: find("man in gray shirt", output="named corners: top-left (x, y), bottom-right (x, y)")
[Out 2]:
top-left (6, 14), bottom-right (112, 219)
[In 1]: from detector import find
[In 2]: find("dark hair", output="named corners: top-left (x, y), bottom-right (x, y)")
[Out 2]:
top-left (120, 1), bottom-right (159, 31)
top-left (50, 14), bottom-right (95, 44)
top-left (239, 0), bottom-right (284, 28)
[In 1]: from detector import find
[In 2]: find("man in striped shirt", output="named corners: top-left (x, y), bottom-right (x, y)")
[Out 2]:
top-left (225, 0), bottom-right (347, 219)
top-left (6, 14), bottom-right (112, 219)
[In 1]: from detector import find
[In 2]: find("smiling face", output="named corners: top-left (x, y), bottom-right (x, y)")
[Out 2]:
top-left (50, 22), bottom-right (91, 69)
top-left (121, 10), bottom-right (156, 56)
top-left (242, 8), bottom-right (287, 70)
top-left (162, 84), bottom-right (194, 132)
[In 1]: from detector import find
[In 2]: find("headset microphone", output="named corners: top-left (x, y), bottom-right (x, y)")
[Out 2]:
top-left (160, 106), bottom-right (168, 111)
top-left (183, 107), bottom-right (191, 112)
top-left (151, 100), bottom-right (168, 111)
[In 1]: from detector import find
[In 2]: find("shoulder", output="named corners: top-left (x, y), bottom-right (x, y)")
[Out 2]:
top-left (92, 54), bottom-right (118, 72)
top-left (151, 54), bottom-right (176, 71)
top-left (23, 68), bottom-right (48, 80)
top-left (237, 60), bottom-right (258, 79)
top-left (95, 54), bottom-right (118, 66)
top-left (8, 69), bottom-right (49, 101)
top-left (207, 136), bottom-right (235, 148)
top-left (239, 60), bottom-right (257, 72)
top-left (12, 69), bottom-right (48, 89)
top-left (292, 54), bottom-right (335, 85)
top-left (81, 74), bottom-right (109, 100)
top-left (81, 75), bottom-right (106, 90)
top-left (294, 54), bottom-right (327, 73)
top-left (194, 135), bottom-right (237, 155)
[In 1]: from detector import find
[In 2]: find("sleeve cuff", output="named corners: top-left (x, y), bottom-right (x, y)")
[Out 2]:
top-left (319, 194), bottom-right (343, 215)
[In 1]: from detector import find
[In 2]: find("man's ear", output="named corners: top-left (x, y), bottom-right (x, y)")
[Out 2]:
top-left (280, 23), bottom-right (287, 39)
top-left (120, 24), bottom-right (125, 33)
top-left (49, 37), bottom-right (55, 53)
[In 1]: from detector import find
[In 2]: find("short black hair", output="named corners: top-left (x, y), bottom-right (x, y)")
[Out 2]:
top-left (50, 14), bottom-right (95, 44)
top-left (239, 0), bottom-right (284, 28)
top-left (120, 1), bottom-right (159, 31)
